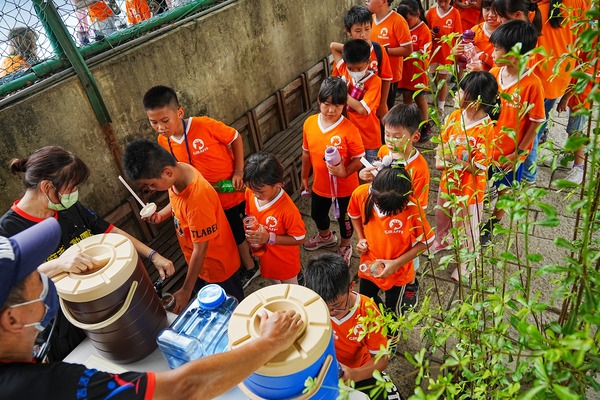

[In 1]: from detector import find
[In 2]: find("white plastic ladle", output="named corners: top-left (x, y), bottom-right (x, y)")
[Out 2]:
top-left (118, 176), bottom-right (157, 218)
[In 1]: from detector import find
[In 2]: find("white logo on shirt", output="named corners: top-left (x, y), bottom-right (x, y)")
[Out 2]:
top-left (330, 136), bottom-right (342, 146)
top-left (444, 19), bottom-right (453, 28)
top-left (192, 139), bottom-right (205, 150)
top-left (266, 216), bottom-right (278, 229)
top-left (411, 34), bottom-right (418, 44)
top-left (378, 27), bottom-right (389, 40)
top-left (385, 219), bottom-right (404, 234)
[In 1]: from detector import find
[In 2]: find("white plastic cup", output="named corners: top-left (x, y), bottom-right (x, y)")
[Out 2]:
top-left (140, 202), bottom-right (157, 219)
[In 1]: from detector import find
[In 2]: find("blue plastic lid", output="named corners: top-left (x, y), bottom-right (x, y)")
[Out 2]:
top-left (198, 284), bottom-right (226, 309)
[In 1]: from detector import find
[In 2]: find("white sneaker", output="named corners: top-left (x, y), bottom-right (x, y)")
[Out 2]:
top-left (303, 232), bottom-right (338, 251)
top-left (565, 166), bottom-right (584, 184)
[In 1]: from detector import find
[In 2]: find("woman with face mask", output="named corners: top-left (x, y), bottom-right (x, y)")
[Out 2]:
top-left (0, 145), bottom-right (174, 361)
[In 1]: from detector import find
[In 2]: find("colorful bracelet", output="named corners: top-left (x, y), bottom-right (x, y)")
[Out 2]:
top-left (268, 232), bottom-right (277, 245)
top-left (148, 250), bottom-right (157, 263)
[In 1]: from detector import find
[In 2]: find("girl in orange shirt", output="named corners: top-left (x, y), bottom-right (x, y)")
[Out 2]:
top-left (433, 71), bottom-right (497, 282)
top-left (243, 152), bottom-right (306, 284)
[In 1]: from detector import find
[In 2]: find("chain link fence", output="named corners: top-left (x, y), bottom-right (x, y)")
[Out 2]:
top-left (0, 0), bottom-right (220, 96)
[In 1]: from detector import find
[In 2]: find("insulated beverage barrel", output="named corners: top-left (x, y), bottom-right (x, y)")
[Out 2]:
top-left (54, 233), bottom-right (167, 363)
top-left (229, 284), bottom-right (340, 399)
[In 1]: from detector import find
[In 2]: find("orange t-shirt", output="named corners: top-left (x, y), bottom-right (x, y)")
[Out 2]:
top-left (568, 61), bottom-right (599, 111)
top-left (370, 11), bottom-right (412, 82)
top-left (334, 63), bottom-right (382, 150)
top-left (472, 22), bottom-right (495, 70)
top-left (426, 6), bottom-right (463, 66)
top-left (399, 21), bottom-right (431, 91)
top-left (244, 188), bottom-right (306, 280)
top-left (157, 116), bottom-right (244, 210)
top-left (490, 67), bottom-right (546, 159)
top-left (457, 6), bottom-right (481, 30)
top-left (377, 146), bottom-right (430, 210)
top-left (348, 184), bottom-right (434, 289)
top-left (332, 43), bottom-right (393, 82)
top-left (439, 110), bottom-right (492, 204)
top-left (302, 114), bottom-right (365, 198)
top-left (126, 0), bottom-right (151, 24)
top-left (88, 2), bottom-right (114, 22)
top-left (532, 0), bottom-right (590, 99)
top-left (331, 293), bottom-right (388, 369)
top-left (169, 166), bottom-right (240, 283)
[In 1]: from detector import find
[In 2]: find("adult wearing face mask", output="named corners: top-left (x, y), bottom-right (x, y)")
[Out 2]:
top-left (0, 219), bottom-right (303, 399)
top-left (0, 145), bottom-right (175, 362)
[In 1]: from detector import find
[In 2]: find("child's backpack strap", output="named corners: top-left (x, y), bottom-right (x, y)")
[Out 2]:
top-left (372, 41), bottom-right (383, 77)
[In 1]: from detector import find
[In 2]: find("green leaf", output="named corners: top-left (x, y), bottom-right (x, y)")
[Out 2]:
top-left (527, 253), bottom-right (543, 263)
top-left (535, 264), bottom-right (569, 275)
top-left (534, 216), bottom-right (560, 227)
top-left (563, 135), bottom-right (589, 152)
top-left (518, 385), bottom-right (547, 400)
top-left (552, 384), bottom-right (580, 400)
top-left (554, 237), bottom-right (577, 251)
top-left (552, 179), bottom-right (581, 189)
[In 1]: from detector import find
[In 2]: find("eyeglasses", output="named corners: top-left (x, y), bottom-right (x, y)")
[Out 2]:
top-left (328, 293), bottom-right (352, 314)
top-left (9, 273), bottom-right (50, 332)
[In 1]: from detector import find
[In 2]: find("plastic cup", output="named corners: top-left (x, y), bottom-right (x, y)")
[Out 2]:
top-left (140, 202), bottom-right (157, 219)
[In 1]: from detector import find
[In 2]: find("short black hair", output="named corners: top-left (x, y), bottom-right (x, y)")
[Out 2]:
top-left (365, 165), bottom-right (412, 224)
top-left (318, 76), bottom-right (348, 106)
top-left (143, 85), bottom-right (180, 110)
top-left (382, 104), bottom-right (422, 134)
top-left (304, 254), bottom-right (351, 303)
top-left (344, 5), bottom-right (373, 31)
top-left (342, 39), bottom-right (371, 65)
top-left (489, 19), bottom-right (539, 55)
top-left (460, 71), bottom-right (499, 118)
top-left (123, 139), bottom-right (177, 180)
top-left (243, 152), bottom-right (284, 189)
top-left (481, 0), bottom-right (493, 8)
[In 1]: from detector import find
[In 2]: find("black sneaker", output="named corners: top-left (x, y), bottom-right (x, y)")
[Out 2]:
top-left (399, 279), bottom-right (419, 314)
top-left (296, 269), bottom-right (305, 286)
top-left (418, 122), bottom-right (432, 143)
top-left (239, 264), bottom-right (260, 289)
top-left (539, 129), bottom-right (548, 144)
top-left (480, 219), bottom-right (495, 247)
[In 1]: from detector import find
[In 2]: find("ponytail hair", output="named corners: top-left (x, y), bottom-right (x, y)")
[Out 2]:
top-left (396, 0), bottom-right (428, 25)
top-left (364, 164), bottom-right (412, 224)
top-left (492, 0), bottom-right (542, 34)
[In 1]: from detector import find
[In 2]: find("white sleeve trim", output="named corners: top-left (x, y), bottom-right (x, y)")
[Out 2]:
top-left (351, 152), bottom-right (367, 159)
top-left (293, 234), bottom-right (306, 240)
top-left (360, 100), bottom-right (372, 114)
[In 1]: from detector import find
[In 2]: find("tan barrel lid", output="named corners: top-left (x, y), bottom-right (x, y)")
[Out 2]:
top-left (228, 284), bottom-right (332, 376)
top-left (53, 233), bottom-right (138, 302)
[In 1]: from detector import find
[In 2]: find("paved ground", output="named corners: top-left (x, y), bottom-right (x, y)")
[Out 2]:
top-left (243, 100), bottom-right (597, 399)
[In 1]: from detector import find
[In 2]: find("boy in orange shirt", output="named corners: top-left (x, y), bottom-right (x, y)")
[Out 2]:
top-left (330, 5), bottom-right (393, 119)
top-left (124, 139), bottom-right (243, 313)
top-left (332, 39), bottom-right (382, 161)
top-left (301, 77), bottom-right (365, 265)
top-left (481, 20), bottom-right (545, 246)
top-left (304, 253), bottom-right (401, 400)
top-left (349, 165), bottom-right (434, 315)
top-left (142, 86), bottom-right (259, 288)
top-left (243, 152), bottom-right (306, 284)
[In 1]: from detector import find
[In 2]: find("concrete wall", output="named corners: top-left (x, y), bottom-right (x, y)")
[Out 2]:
top-left (0, 0), bottom-right (353, 215)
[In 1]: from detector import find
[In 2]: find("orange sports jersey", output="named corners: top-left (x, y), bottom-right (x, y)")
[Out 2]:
top-left (157, 116), bottom-right (244, 210)
top-left (426, 5), bottom-right (463, 66)
top-left (334, 63), bottom-right (382, 150)
top-left (399, 21), bottom-right (431, 92)
top-left (331, 293), bottom-right (388, 369)
top-left (126, 0), bottom-right (151, 24)
top-left (377, 146), bottom-right (430, 210)
top-left (457, 6), bottom-right (481, 30)
top-left (370, 11), bottom-right (412, 82)
top-left (568, 63), bottom-right (599, 111)
top-left (532, 0), bottom-right (590, 99)
top-left (302, 114), bottom-right (365, 198)
top-left (244, 188), bottom-right (306, 280)
top-left (169, 166), bottom-right (240, 283)
top-left (88, 1), bottom-right (114, 22)
top-left (490, 67), bottom-right (545, 159)
top-left (348, 184), bottom-right (434, 289)
top-left (471, 22), bottom-right (495, 70)
top-left (332, 43), bottom-right (393, 82)
top-left (439, 109), bottom-right (492, 205)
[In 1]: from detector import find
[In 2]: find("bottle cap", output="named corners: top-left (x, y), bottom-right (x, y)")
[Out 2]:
top-left (463, 29), bottom-right (475, 39)
top-left (198, 284), bottom-right (226, 309)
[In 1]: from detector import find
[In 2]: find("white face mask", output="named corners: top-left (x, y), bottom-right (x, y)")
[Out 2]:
top-left (348, 68), bottom-right (368, 83)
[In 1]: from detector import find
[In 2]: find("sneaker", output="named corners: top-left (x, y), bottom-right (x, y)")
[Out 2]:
top-left (480, 220), bottom-right (495, 247)
top-left (418, 122), bottom-right (432, 143)
top-left (523, 178), bottom-right (536, 186)
top-left (338, 245), bottom-right (352, 266)
top-left (399, 279), bottom-right (419, 314)
top-left (539, 129), bottom-right (548, 144)
top-left (430, 241), bottom-right (451, 255)
top-left (303, 232), bottom-right (338, 251)
top-left (296, 269), bottom-right (305, 286)
top-left (565, 166), bottom-right (584, 184)
top-left (239, 264), bottom-right (260, 289)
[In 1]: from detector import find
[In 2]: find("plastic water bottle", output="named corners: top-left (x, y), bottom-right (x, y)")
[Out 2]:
top-left (157, 284), bottom-right (238, 369)
top-left (359, 260), bottom-right (385, 277)
top-left (346, 82), bottom-right (366, 111)
top-left (458, 30), bottom-right (476, 69)
top-left (243, 215), bottom-right (267, 256)
top-left (212, 180), bottom-right (236, 193)
top-left (324, 146), bottom-right (341, 166)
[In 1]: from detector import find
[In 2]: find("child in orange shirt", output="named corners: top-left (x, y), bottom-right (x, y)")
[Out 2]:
top-left (142, 86), bottom-right (258, 288)
top-left (304, 253), bottom-right (401, 400)
top-left (349, 165), bottom-right (434, 315)
top-left (426, 0), bottom-right (462, 117)
top-left (123, 140), bottom-right (244, 313)
top-left (464, 0), bottom-right (500, 71)
top-left (301, 77), bottom-right (365, 265)
top-left (243, 152), bottom-right (306, 284)
top-left (433, 71), bottom-right (497, 281)
top-left (330, 5), bottom-right (393, 119)
top-left (125, 0), bottom-right (151, 24)
top-left (396, 0), bottom-right (433, 141)
top-left (454, 0), bottom-right (482, 30)
top-left (332, 39), bottom-right (382, 161)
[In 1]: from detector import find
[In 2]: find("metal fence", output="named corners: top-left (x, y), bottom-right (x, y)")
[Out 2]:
top-left (0, 0), bottom-right (220, 98)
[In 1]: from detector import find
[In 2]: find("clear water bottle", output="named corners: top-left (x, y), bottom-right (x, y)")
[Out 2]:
top-left (359, 260), bottom-right (385, 277)
top-left (243, 215), bottom-right (267, 256)
top-left (458, 29), bottom-right (476, 69)
top-left (157, 284), bottom-right (238, 369)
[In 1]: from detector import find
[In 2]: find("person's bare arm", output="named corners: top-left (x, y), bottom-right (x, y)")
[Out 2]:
top-left (340, 354), bottom-right (389, 383)
top-left (230, 135), bottom-right (245, 191)
top-left (386, 43), bottom-right (413, 58)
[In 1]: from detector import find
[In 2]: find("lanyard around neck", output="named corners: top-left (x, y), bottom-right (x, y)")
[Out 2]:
top-left (167, 119), bottom-right (192, 164)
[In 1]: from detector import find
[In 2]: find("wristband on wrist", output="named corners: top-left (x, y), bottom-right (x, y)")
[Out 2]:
top-left (148, 250), bottom-right (157, 263)
top-left (268, 232), bottom-right (277, 245)
top-left (234, 169), bottom-right (243, 173)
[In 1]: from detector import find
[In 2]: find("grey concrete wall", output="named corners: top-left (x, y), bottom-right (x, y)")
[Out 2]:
top-left (0, 0), bottom-right (354, 215)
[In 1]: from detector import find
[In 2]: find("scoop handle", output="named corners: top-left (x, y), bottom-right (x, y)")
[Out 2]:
top-left (118, 175), bottom-right (146, 208)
